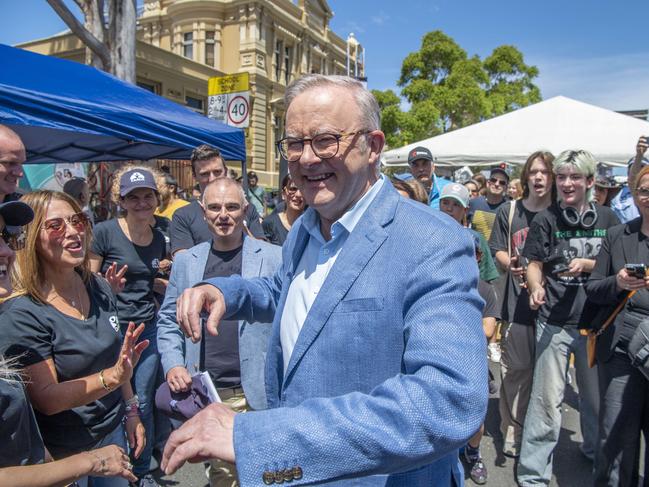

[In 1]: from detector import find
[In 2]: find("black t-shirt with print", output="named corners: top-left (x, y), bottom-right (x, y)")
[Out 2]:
top-left (522, 203), bottom-right (619, 327)
top-left (468, 196), bottom-right (507, 243)
top-left (0, 276), bottom-right (124, 457)
top-left (489, 200), bottom-right (540, 325)
top-left (201, 245), bottom-right (243, 388)
top-left (91, 218), bottom-right (166, 327)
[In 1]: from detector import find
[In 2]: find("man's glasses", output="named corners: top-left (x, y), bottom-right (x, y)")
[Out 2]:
top-left (1, 226), bottom-right (26, 251)
top-left (489, 178), bottom-right (507, 187)
top-left (277, 131), bottom-right (370, 162)
top-left (42, 212), bottom-right (89, 237)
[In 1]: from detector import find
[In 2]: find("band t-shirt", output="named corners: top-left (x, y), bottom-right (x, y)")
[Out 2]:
top-left (170, 200), bottom-right (264, 254)
top-left (468, 196), bottom-right (507, 243)
top-left (201, 245), bottom-right (243, 388)
top-left (522, 203), bottom-right (619, 327)
top-left (0, 276), bottom-right (124, 456)
top-left (489, 200), bottom-right (540, 325)
top-left (0, 378), bottom-right (46, 467)
top-left (91, 218), bottom-right (166, 327)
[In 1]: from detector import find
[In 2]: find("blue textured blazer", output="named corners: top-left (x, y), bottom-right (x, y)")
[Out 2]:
top-left (208, 182), bottom-right (488, 486)
top-left (156, 236), bottom-right (282, 411)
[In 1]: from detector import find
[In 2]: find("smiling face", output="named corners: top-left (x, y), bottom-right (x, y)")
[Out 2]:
top-left (487, 173), bottom-right (508, 198)
top-left (37, 199), bottom-right (87, 271)
top-left (120, 188), bottom-right (158, 221)
top-left (283, 178), bottom-right (305, 212)
top-left (555, 164), bottom-right (593, 208)
top-left (526, 157), bottom-right (553, 200)
top-left (633, 173), bottom-right (649, 219)
top-left (285, 85), bottom-right (383, 225)
top-left (0, 215), bottom-right (15, 297)
top-left (0, 130), bottom-right (25, 199)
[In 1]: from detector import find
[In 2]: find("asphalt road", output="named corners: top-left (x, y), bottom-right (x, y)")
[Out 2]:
top-left (149, 362), bottom-right (632, 487)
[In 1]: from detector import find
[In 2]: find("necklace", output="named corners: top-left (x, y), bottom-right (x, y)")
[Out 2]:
top-left (50, 280), bottom-right (86, 320)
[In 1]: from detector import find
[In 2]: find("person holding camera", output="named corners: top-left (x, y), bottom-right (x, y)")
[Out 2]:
top-left (516, 150), bottom-right (619, 486)
top-left (585, 163), bottom-right (649, 486)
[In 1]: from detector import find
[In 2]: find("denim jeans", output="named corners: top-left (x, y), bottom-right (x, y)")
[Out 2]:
top-left (517, 320), bottom-right (599, 486)
top-left (74, 423), bottom-right (128, 487)
top-left (127, 320), bottom-right (160, 478)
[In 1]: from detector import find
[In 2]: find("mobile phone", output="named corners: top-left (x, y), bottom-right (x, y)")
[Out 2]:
top-left (552, 263), bottom-right (570, 275)
top-left (625, 263), bottom-right (647, 279)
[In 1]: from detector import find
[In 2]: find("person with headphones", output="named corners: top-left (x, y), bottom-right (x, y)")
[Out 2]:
top-left (516, 150), bottom-right (619, 487)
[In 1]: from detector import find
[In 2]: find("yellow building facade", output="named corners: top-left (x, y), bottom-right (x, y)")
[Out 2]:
top-left (18, 0), bottom-right (365, 187)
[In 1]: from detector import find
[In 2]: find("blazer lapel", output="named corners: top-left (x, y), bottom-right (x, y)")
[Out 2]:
top-left (190, 242), bottom-right (211, 285)
top-left (282, 183), bottom-right (398, 383)
top-left (241, 236), bottom-right (262, 279)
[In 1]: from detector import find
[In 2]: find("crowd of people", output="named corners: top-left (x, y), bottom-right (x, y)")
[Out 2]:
top-left (0, 74), bottom-right (647, 487)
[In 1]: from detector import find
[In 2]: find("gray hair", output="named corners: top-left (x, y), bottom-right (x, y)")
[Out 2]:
top-left (284, 75), bottom-right (381, 131)
top-left (201, 177), bottom-right (247, 207)
top-left (553, 149), bottom-right (597, 202)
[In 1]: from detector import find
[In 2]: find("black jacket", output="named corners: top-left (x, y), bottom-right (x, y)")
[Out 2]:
top-left (585, 217), bottom-right (649, 363)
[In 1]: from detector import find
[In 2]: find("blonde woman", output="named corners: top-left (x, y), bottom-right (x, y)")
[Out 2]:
top-left (0, 191), bottom-right (147, 487)
top-left (89, 166), bottom-right (167, 484)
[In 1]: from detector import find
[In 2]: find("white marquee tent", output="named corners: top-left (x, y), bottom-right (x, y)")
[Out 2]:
top-left (382, 96), bottom-right (649, 167)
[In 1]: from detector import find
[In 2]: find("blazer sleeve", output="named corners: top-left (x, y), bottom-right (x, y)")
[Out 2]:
top-left (231, 228), bottom-right (487, 485)
top-left (585, 228), bottom-right (624, 304)
top-left (156, 255), bottom-right (187, 376)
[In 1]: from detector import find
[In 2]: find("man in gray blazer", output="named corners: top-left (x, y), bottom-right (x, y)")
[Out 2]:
top-left (157, 177), bottom-right (281, 485)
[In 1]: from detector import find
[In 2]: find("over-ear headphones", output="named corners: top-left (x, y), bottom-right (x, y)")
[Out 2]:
top-left (560, 202), bottom-right (598, 229)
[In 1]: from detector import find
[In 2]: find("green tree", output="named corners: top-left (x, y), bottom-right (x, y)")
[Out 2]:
top-left (377, 30), bottom-right (540, 150)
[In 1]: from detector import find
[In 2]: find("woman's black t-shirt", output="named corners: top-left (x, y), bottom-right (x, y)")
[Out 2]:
top-left (0, 276), bottom-right (124, 457)
top-left (92, 218), bottom-right (166, 326)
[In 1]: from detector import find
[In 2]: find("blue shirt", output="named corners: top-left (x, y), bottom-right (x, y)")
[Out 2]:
top-left (428, 175), bottom-right (452, 210)
top-left (279, 176), bottom-right (385, 373)
top-left (610, 185), bottom-right (639, 223)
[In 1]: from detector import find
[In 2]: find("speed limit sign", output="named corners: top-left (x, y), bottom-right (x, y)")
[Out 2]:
top-left (227, 94), bottom-right (250, 128)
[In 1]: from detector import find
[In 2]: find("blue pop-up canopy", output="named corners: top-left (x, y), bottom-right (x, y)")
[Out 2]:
top-left (0, 43), bottom-right (246, 163)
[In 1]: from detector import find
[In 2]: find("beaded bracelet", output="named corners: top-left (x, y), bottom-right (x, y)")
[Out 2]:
top-left (98, 369), bottom-right (113, 392)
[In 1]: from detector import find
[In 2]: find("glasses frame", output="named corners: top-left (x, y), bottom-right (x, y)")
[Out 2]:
top-left (42, 212), bottom-right (89, 237)
top-left (635, 187), bottom-right (649, 199)
top-left (488, 177), bottom-right (508, 187)
top-left (276, 130), bottom-right (371, 162)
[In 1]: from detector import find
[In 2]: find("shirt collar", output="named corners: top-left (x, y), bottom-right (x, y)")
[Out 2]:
top-left (302, 175), bottom-right (385, 241)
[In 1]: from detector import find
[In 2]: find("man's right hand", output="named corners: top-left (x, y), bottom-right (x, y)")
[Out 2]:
top-left (167, 366), bottom-right (192, 393)
top-left (529, 286), bottom-right (546, 310)
top-left (176, 284), bottom-right (226, 343)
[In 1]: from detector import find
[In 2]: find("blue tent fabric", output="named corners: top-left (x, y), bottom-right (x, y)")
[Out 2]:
top-left (0, 44), bottom-right (245, 163)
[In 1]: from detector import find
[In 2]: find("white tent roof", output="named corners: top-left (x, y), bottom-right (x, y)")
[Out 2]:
top-left (382, 96), bottom-right (649, 167)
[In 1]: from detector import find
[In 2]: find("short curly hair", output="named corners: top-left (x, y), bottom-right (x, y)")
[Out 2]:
top-left (110, 164), bottom-right (165, 211)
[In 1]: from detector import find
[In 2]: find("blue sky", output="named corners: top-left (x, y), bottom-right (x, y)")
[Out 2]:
top-left (2, 0), bottom-right (649, 111)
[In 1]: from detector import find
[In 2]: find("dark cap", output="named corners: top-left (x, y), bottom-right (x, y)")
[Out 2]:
top-left (407, 146), bottom-right (433, 165)
top-left (489, 166), bottom-right (510, 181)
top-left (0, 200), bottom-right (34, 227)
top-left (119, 169), bottom-right (158, 197)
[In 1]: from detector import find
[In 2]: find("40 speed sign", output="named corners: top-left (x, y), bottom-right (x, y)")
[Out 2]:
top-left (207, 73), bottom-right (250, 128)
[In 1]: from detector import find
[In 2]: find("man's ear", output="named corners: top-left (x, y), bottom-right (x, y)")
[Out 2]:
top-left (585, 176), bottom-right (595, 189)
top-left (367, 130), bottom-right (386, 165)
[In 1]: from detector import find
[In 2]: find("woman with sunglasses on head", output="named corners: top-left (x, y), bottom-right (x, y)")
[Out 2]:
top-left (585, 164), bottom-right (649, 487)
top-left (0, 192), bottom-right (147, 487)
top-left (262, 174), bottom-right (305, 246)
top-left (89, 166), bottom-right (167, 486)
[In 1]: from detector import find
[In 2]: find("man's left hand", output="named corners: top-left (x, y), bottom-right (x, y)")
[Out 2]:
top-left (161, 403), bottom-right (236, 474)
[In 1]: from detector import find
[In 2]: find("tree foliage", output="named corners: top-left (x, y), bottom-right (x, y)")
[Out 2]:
top-left (47, 0), bottom-right (137, 82)
top-left (376, 30), bottom-right (541, 149)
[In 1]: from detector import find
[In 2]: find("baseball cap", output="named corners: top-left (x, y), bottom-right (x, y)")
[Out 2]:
top-left (440, 183), bottom-right (470, 208)
top-left (0, 200), bottom-right (34, 227)
top-left (119, 169), bottom-right (158, 197)
top-left (489, 166), bottom-right (510, 181)
top-left (407, 146), bottom-right (433, 165)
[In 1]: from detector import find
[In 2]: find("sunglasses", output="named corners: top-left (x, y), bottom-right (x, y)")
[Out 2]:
top-left (1, 226), bottom-right (26, 251)
top-left (489, 178), bottom-right (507, 187)
top-left (42, 212), bottom-right (89, 237)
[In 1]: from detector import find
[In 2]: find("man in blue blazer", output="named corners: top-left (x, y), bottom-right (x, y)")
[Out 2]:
top-left (162, 75), bottom-right (488, 486)
top-left (157, 178), bottom-right (282, 484)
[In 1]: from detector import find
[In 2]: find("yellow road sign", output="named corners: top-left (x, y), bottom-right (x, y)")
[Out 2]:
top-left (208, 73), bottom-right (250, 96)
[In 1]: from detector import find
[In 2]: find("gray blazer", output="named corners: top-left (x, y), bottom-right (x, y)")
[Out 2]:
top-left (156, 236), bottom-right (282, 410)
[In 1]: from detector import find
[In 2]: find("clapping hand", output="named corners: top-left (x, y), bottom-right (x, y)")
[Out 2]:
top-left (105, 262), bottom-right (128, 294)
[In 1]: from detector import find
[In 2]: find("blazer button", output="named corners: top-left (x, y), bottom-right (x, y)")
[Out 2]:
top-left (293, 466), bottom-right (303, 480)
top-left (262, 471), bottom-right (274, 485)
top-left (282, 468), bottom-right (294, 482)
top-left (274, 470), bottom-right (285, 484)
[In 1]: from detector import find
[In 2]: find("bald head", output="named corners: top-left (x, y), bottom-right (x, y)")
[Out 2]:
top-left (201, 177), bottom-right (247, 207)
top-left (0, 125), bottom-right (25, 200)
top-left (201, 177), bottom-right (248, 251)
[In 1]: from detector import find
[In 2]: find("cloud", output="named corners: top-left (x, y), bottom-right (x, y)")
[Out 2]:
top-left (371, 11), bottom-right (390, 26)
top-left (531, 52), bottom-right (649, 112)
top-left (339, 20), bottom-right (366, 35)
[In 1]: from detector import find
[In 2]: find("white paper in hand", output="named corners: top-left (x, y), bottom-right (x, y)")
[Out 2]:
top-left (197, 371), bottom-right (221, 403)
